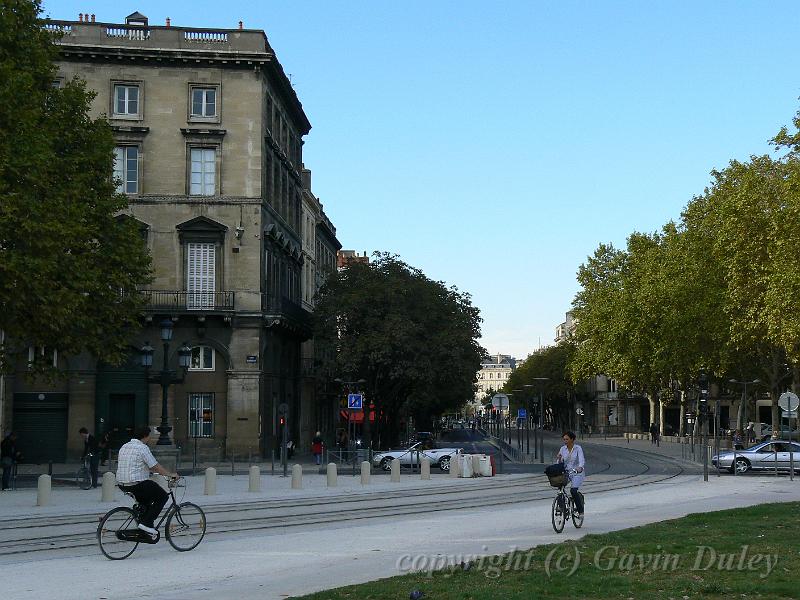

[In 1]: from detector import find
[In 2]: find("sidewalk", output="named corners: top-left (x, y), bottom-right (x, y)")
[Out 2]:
top-left (580, 433), bottom-right (721, 465)
top-left (0, 468), bottom-right (508, 519)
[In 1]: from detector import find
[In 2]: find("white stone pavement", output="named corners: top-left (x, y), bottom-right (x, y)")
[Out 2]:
top-left (2, 472), bottom-right (799, 600)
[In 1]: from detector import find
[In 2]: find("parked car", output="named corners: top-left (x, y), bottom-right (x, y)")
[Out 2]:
top-left (372, 442), bottom-right (462, 472)
top-left (712, 440), bottom-right (800, 474)
top-left (760, 424), bottom-right (800, 442)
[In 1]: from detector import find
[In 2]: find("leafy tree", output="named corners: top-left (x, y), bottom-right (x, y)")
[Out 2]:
top-left (313, 254), bottom-right (484, 447)
top-left (0, 0), bottom-right (152, 374)
top-left (505, 343), bottom-right (580, 431)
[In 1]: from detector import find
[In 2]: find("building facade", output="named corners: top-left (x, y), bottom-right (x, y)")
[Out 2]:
top-left (474, 354), bottom-right (517, 410)
top-left (3, 12), bottom-right (337, 463)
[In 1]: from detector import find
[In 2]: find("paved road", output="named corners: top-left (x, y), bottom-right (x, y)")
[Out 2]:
top-left (438, 428), bottom-right (704, 476)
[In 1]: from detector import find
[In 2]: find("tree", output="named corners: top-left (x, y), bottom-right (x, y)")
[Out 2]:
top-left (313, 254), bottom-right (484, 447)
top-left (0, 0), bottom-right (152, 375)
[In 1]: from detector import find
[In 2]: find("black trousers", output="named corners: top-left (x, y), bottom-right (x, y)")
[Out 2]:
top-left (570, 487), bottom-right (584, 514)
top-left (119, 480), bottom-right (169, 528)
top-left (88, 454), bottom-right (100, 488)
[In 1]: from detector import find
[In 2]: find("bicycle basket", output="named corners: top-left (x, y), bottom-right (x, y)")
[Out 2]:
top-left (547, 473), bottom-right (567, 488)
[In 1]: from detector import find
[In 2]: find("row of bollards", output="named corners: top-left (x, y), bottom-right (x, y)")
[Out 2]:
top-left (33, 457), bottom-right (451, 506)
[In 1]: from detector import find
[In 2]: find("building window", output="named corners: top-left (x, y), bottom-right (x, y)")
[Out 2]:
top-left (113, 84), bottom-right (139, 117)
top-left (189, 393), bottom-right (214, 438)
top-left (187, 242), bottom-right (216, 309)
top-left (190, 87), bottom-right (217, 119)
top-left (114, 146), bottom-right (139, 194)
top-left (190, 147), bottom-right (216, 196)
top-left (28, 346), bottom-right (57, 368)
top-left (189, 345), bottom-right (215, 371)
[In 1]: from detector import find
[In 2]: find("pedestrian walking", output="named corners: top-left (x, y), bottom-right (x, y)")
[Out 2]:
top-left (746, 422), bottom-right (756, 444)
top-left (1, 431), bottom-right (22, 491)
top-left (79, 427), bottom-right (101, 488)
top-left (311, 431), bottom-right (324, 465)
top-left (649, 423), bottom-right (659, 446)
top-left (733, 430), bottom-right (744, 450)
top-left (98, 431), bottom-right (111, 466)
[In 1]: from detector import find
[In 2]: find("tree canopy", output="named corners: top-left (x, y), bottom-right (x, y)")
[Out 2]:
top-left (569, 106), bottom-right (800, 431)
top-left (0, 0), bottom-right (152, 374)
top-left (313, 254), bottom-right (484, 446)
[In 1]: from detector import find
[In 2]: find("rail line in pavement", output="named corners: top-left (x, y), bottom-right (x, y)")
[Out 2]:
top-left (0, 450), bottom-right (686, 558)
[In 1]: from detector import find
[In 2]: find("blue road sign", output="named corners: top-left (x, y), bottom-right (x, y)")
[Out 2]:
top-left (518, 408), bottom-right (527, 419)
top-left (347, 393), bottom-right (363, 410)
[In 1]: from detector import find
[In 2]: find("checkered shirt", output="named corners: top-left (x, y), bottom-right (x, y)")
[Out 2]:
top-left (116, 438), bottom-right (158, 485)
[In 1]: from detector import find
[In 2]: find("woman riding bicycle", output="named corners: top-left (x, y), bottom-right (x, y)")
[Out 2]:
top-left (556, 430), bottom-right (585, 517)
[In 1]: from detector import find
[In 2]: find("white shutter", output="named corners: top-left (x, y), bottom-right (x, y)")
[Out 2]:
top-left (187, 243), bottom-right (216, 309)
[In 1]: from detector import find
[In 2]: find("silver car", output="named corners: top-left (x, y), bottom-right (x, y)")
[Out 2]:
top-left (712, 440), bottom-right (800, 474)
top-left (372, 442), bottom-right (462, 472)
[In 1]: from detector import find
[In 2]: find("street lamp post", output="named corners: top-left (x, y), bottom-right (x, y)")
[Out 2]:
top-left (141, 319), bottom-right (191, 447)
top-left (526, 378), bottom-right (549, 464)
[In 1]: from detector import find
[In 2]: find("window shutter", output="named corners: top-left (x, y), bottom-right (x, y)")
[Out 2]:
top-left (187, 243), bottom-right (215, 309)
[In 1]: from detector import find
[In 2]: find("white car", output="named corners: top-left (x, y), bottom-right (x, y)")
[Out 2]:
top-left (372, 442), bottom-right (462, 472)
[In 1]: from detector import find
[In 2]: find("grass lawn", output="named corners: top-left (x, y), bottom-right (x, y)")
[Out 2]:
top-left (295, 501), bottom-right (800, 600)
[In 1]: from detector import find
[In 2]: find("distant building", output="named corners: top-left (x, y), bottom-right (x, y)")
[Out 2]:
top-left (555, 311), bottom-right (576, 343)
top-left (474, 354), bottom-right (517, 409)
top-left (337, 250), bottom-right (369, 269)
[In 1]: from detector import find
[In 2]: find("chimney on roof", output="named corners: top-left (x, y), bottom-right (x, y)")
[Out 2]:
top-left (78, 13), bottom-right (83, 22)
top-left (165, 17), bottom-right (170, 27)
top-left (91, 14), bottom-right (95, 22)
top-left (239, 20), bottom-right (243, 30)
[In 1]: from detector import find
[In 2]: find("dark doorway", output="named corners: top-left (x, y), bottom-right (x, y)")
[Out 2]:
top-left (13, 393), bottom-right (68, 463)
top-left (107, 393), bottom-right (136, 450)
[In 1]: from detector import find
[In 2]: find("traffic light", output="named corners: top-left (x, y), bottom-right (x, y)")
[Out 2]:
top-left (279, 416), bottom-right (285, 426)
top-left (698, 372), bottom-right (709, 416)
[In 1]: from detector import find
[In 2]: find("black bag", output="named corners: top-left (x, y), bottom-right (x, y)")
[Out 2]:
top-left (544, 462), bottom-right (565, 477)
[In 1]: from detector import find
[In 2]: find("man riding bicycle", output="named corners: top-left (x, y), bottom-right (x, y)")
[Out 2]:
top-left (116, 427), bottom-right (178, 538)
top-left (556, 430), bottom-right (585, 517)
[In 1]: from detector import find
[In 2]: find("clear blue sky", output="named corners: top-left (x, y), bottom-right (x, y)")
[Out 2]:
top-left (44, 1), bottom-right (800, 359)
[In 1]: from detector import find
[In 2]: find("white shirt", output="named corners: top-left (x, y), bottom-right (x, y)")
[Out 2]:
top-left (557, 443), bottom-right (586, 488)
top-left (116, 438), bottom-right (158, 485)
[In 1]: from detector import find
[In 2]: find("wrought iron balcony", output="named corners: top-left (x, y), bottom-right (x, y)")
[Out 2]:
top-left (143, 290), bottom-right (235, 312)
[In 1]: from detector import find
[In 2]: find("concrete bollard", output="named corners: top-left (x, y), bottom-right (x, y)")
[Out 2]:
top-left (291, 464), bottom-right (302, 489)
top-left (390, 458), bottom-right (400, 482)
top-left (421, 457), bottom-right (431, 480)
top-left (449, 454), bottom-right (461, 478)
top-left (472, 454), bottom-right (481, 477)
top-left (361, 461), bottom-right (371, 485)
top-left (248, 465), bottom-right (261, 492)
top-left (204, 467), bottom-right (217, 495)
top-left (36, 474), bottom-right (51, 506)
top-left (327, 462), bottom-right (337, 487)
top-left (101, 471), bottom-right (116, 502)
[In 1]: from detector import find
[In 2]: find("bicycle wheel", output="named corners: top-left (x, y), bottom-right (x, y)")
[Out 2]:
top-left (77, 467), bottom-right (92, 490)
top-left (97, 507), bottom-right (140, 560)
top-left (165, 502), bottom-right (206, 551)
top-left (571, 495), bottom-right (584, 529)
top-left (551, 494), bottom-right (566, 533)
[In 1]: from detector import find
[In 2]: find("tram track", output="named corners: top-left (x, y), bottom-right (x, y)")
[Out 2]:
top-left (0, 452), bottom-right (687, 558)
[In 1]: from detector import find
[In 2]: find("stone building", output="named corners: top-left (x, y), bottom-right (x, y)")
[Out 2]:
top-left (3, 12), bottom-right (337, 463)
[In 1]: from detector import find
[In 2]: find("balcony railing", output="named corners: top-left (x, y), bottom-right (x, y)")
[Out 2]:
top-left (143, 290), bottom-right (234, 312)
